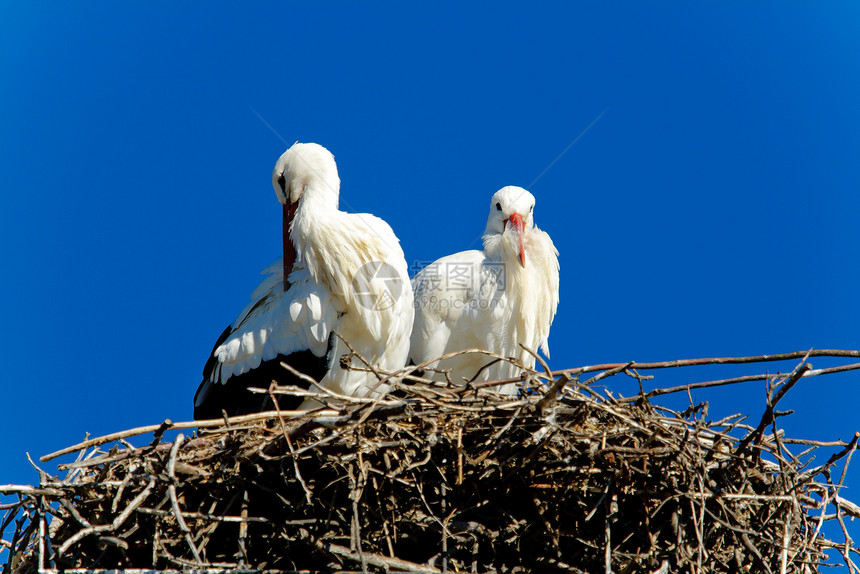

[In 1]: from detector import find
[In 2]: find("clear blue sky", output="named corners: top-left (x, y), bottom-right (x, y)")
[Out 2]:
top-left (2, 2), bottom-right (859, 565)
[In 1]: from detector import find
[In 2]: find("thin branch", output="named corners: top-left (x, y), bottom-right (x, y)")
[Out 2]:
top-left (734, 361), bottom-right (811, 457)
top-left (269, 384), bottom-right (312, 505)
top-left (40, 410), bottom-right (340, 462)
top-left (167, 434), bottom-right (202, 564)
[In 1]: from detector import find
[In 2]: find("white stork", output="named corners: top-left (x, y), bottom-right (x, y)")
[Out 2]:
top-left (194, 142), bottom-right (414, 419)
top-left (409, 186), bottom-right (559, 394)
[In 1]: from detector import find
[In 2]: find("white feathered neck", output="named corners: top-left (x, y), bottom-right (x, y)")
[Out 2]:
top-left (292, 189), bottom-right (390, 310)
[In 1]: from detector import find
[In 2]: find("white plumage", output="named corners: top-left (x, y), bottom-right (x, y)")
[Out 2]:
top-left (409, 186), bottom-right (559, 394)
top-left (194, 143), bottom-right (414, 419)
top-left (208, 259), bottom-right (337, 385)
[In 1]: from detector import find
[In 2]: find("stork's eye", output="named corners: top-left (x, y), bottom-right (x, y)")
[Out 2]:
top-left (496, 202), bottom-right (502, 211)
top-left (277, 173), bottom-right (286, 191)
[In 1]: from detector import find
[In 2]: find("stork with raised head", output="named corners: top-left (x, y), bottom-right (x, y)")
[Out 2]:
top-left (194, 142), bottom-right (414, 420)
top-left (409, 186), bottom-right (559, 394)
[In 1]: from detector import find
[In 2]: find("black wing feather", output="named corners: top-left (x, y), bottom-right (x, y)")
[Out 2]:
top-left (193, 328), bottom-right (334, 420)
top-left (193, 350), bottom-right (330, 420)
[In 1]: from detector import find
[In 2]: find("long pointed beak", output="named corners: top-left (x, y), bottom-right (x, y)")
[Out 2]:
top-left (507, 212), bottom-right (526, 268)
top-left (282, 201), bottom-right (299, 290)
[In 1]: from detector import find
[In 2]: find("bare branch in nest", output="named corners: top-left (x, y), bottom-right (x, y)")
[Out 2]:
top-left (456, 348), bottom-right (860, 396)
top-left (268, 384), bottom-right (312, 505)
top-left (564, 348), bottom-right (860, 375)
top-left (40, 409), bottom-right (343, 462)
top-left (520, 343), bottom-right (552, 380)
top-left (734, 360), bottom-right (813, 457)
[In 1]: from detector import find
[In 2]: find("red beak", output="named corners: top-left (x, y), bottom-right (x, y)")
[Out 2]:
top-left (282, 201), bottom-right (299, 290)
top-left (507, 212), bottom-right (526, 267)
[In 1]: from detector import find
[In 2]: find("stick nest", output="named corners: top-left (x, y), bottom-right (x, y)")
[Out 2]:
top-left (4, 350), bottom-right (860, 573)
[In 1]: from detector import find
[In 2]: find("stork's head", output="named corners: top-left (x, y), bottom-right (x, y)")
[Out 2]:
top-left (484, 189), bottom-right (535, 267)
top-left (272, 142), bottom-right (340, 206)
top-left (484, 186), bottom-right (535, 268)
